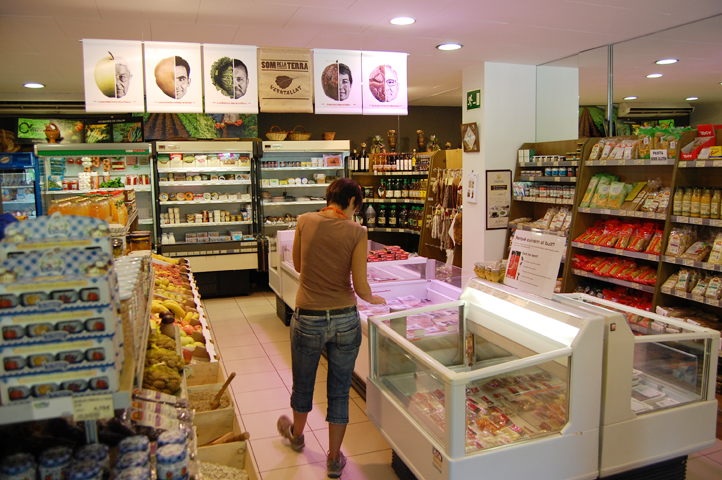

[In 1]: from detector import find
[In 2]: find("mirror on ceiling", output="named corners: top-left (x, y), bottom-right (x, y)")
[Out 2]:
top-left (578, 46), bottom-right (610, 138)
top-left (613, 14), bottom-right (722, 134)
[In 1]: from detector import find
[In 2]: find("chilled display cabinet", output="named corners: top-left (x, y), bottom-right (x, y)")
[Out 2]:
top-left (0, 152), bottom-right (42, 219)
top-left (553, 293), bottom-right (720, 477)
top-left (366, 279), bottom-right (606, 480)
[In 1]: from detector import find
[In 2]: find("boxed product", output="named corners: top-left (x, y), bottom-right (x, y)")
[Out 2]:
top-left (680, 125), bottom-right (717, 160)
top-left (1, 308), bottom-right (117, 347)
top-left (1, 336), bottom-right (117, 376)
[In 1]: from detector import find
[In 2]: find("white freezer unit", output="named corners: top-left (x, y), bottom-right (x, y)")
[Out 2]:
top-left (366, 279), bottom-right (606, 480)
top-left (554, 293), bottom-right (720, 477)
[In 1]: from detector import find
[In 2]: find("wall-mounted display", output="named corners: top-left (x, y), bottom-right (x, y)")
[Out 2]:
top-left (82, 39), bottom-right (145, 113)
top-left (485, 170), bottom-right (511, 228)
top-left (362, 51), bottom-right (407, 115)
top-left (461, 122), bottom-right (479, 152)
top-left (144, 42), bottom-right (203, 113)
top-left (258, 47), bottom-right (313, 113)
top-left (203, 44), bottom-right (258, 114)
top-left (313, 49), bottom-right (363, 115)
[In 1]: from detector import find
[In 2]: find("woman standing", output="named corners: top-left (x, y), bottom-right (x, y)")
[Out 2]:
top-left (277, 178), bottom-right (386, 478)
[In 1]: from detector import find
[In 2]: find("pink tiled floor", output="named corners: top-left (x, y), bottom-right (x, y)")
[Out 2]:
top-left (204, 292), bottom-right (722, 480)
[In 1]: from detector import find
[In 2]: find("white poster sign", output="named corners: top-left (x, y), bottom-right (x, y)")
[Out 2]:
top-left (82, 39), bottom-right (144, 113)
top-left (144, 41), bottom-right (203, 113)
top-left (203, 44), bottom-right (258, 114)
top-left (361, 51), bottom-right (408, 115)
top-left (504, 230), bottom-right (565, 300)
top-left (313, 49), bottom-right (362, 115)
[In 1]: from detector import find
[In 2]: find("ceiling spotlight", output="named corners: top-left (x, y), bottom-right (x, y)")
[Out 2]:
top-left (390, 17), bottom-right (415, 25)
top-left (624, 96), bottom-right (638, 100)
top-left (437, 43), bottom-right (462, 51)
top-left (646, 73), bottom-right (663, 78)
top-left (655, 58), bottom-right (678, 65)
top-left (23, 83), bottom-right (45, 89)
top-left (686, 97), bottom-right (699, 101)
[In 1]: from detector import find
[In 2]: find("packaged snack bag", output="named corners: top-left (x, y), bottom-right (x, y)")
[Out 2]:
top-left (608, 181), bottom-right (627, 209)
top-left (665, 227), bottom-right (695, 258)
top-left (681, 241), bottom-right (711, 261)
top-left (675, 269), bottom-right (691, 292)
top-left (655, 187), bottom-right (671, 213)
top-left (644, 230), bottom-right (664, 255)
top-left (691, 276), bottom-right (709, 296)
top-left (600, 140), bottom-right (618, 160)
top-left (638, 127), bottom-right (654, 159)
top-left (626, 224), bottom-right (655, 252)
top-left (707, 233), bottom-right (722, 265)
top-left (705, 277), bottom-right (722, 300)
top-left (661, 274), bottom-right (678, 290)
top-left (588, 140), bottom-right (605, 161)
top-left (580, 175), bottom-right (602, 208)
top-left (590, 175), bottom-right (616, 208)
top-left (617, 223), bottom-right (638, 250)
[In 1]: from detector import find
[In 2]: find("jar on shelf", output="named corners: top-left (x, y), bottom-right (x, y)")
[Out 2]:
top-left (74, 444), bottom-right (109, 476)
top-left (157, 430), bottom-right (187, 448)
top-left (38, 446), bottom-right (72, 480)
top-left (0, 453), bottom-right (36, 480)
top-left (117, 436), bottom-right (151, 457)
top-left (128, 232), bottom-right (151, 252)
top-left (155, 445), bottom-right (188, 480)
top-left (67, 461), bottom-right (101, 480)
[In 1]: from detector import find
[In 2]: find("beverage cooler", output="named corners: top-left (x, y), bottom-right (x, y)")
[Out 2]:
top-left (153, 141), bottom-right (259, 297)
top-left (366, 279), bottom-right (606, 480)
top-left (0, 152), bottom-right (42, 219)
top-left (553, 293), bottom-right (720, 477)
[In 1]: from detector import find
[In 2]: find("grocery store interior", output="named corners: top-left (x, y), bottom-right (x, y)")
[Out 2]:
top-left (2, 1), bottom-right (722, 480)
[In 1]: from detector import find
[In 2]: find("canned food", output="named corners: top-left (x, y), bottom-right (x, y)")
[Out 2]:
top-left (558, 166), bottom-right (567, 176)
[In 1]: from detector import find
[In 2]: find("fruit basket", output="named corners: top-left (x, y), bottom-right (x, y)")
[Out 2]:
top-left (265, 126), bottom-right (288, 141)
top-left (289, 125), bottom-right (312, 141)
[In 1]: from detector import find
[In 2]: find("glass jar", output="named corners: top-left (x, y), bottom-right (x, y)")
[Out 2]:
top-left (711, 189), bottom-right (722, 219)
top-left (155, 445), bottom-right (188, 480)
top-left (128, 232), bottom-right (151, 252)
top-left (74, 444), bottom-right (109, 475)
top-left (115, 453), bottom-right (149, 471)
top-left (67, 461), bottom-right (101, 480)
top-left (157, 430), bottom-right (187, 448)
top-left (116, 467), bottom-right (150, 480)
top-left (0, 453), bottom-right (36, 480)
top-left (38, 446), bottom-right (72, 480)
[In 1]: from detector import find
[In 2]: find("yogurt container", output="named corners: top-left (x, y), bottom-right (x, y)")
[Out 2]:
top-left (115, 467), bottom-right (150, 480)
top-left (67, 461), bottom-right (101, 480)
top-left (155, 445), bottom-right (188, 480)
top-left (74, 444), bottom-right (109, 474)
top-left (39, 446), bottom-right (72, 480)
top-left (0, 453), bottom-right (36, 480)
top-left (156, 430), bottom-right (186, 448)
top-left (115, 453), bottom-right (149, 470)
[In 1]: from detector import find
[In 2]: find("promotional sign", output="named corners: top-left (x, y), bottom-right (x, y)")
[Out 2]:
top-left (203, 44), bottom-right (259, 114)
top-left (82, 39), bottom-right (144, 113)
top-left (17, 119), bottom-right (84, 144)
top-left (504, 230), bottom-right (566, 300)
top-left (313, 49), bottom-right (363, 115)
top-left (258, 47), bottom-right (313, 113)
top-left (486, 170), bottom-right (511, 229)
top-left (144, 41), bottom-right (203, 113)
top-left (362, 51), bottom-right (407, 115)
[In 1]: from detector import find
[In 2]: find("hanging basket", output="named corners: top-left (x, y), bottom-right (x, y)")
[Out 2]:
top-left (266, 126), bottom-right (288, 141)
top-left (289, 125), bottom-right (312, 141)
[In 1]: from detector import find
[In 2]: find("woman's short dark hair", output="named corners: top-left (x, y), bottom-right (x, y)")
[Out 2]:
top-left (326, 178), bottom-right (363, 211)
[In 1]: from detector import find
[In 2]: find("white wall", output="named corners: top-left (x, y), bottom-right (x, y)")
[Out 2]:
top-left (536, 66), bottom-right (579, 142)
top-left (462, 62), bottom-right (537, 272)
top-left (690, 102), bottom-right (722, 127)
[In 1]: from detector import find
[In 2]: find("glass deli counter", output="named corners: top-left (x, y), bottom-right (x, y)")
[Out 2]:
top-left (366, 279), bottom-right (606, 480)
top-left (554, 294), bottom-right (720, 477)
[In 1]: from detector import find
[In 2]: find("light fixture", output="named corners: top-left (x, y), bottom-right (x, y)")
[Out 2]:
top-left (646, 73), bottom-right (663, 78)
top-left (23, 83), bottom-right (44, 89)
top-left (655, 58), bottom-right (678, 65)
top-left (685, 96), bottom-right (699, 101)
top-left (624, 96), bottom-right (638, 100)
top-left (390, 17), bottom-right (415, 25)
top-left (436, 43), bottom-right (462, 51)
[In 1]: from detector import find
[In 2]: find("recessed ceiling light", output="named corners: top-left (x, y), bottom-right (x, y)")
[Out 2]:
top-left (655, 58), bottom-right (678, 65)
top-left (686, 97), bottom-right (699, 101)
top-left (23, 83), bottom-right (44, 89)
top-left (436, 43), bottom-right (462, 51)
top-left (390, 17), bottom-right (415, 25)
top-left (646, 73), bottom-right (663, 78)
top-left (624, 96), bottom-right (638, 100)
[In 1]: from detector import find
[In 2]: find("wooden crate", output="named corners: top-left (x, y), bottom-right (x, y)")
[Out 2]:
top-left (186, 362), bottom-right (225, 387)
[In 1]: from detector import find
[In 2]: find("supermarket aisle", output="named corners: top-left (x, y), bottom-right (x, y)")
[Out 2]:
top-left (203, 293), bottom-right (722, 480)
top-left (203, 292), bottom-right (397, 480)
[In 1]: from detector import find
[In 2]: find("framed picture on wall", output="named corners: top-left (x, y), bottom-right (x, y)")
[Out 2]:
top-left (461, 122), bottom-right (479, 152)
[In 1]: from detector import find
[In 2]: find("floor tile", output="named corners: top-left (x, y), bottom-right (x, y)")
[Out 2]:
top-left (230, 370), bottom-right (286, 394)
top-left (305, 400), bottom-right (367, 431)
top-left (312, 421), bottom-right (390, 458)
top-left (707, 448), bottom-right (722, 465)
top-left (277, 365), bottom-right (327, 387)
top-left (352, 396), bottom-right (367, 414)
top-left (686, 455), bottom-right (722, 480)
top-left (219, 344), bottom-right (268, 361)
top-left (240, 407), bottom-right (294, 440)
top-left (245, 313), bottom-right (284, 326)
top-left (337, 449), bottom-right (396, 480)
top-left (211, 322), bottom-right (254, 337)
top-left (255, 327), bottom-right (291, 344)
top-left (206, 298), bottom-right (241, 307)
top-left (242, 304), bottom-right (277, 316)
top-left (257, 461), bottom-right (327, 480)
top-left (236, 297), bottom-right (275, 308)
top-left (250, 433), bottom-right (327, 472)
top-left (698, 438), bottom-right (722, 456)
top-left (234, 387), bottom-right (292, 414)
top-left (206, 310), bottom-right (247, 322)
top-left (268, 353), bottom-right (293, 370)
top-left (214, 333), bottom-right (260, 348)
top-left (223, 356), bottom-right (277, 376)
top-left (261, 340), bottom-right (291, 357)
top-left (319, 355), bottom-right (328, 366)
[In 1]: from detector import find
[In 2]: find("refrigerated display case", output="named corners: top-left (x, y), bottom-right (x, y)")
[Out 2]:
top-left (153, 141), bottom-right (259, 276)
top-left (553, 293), bottom-right (720, 477)
top-left (366, 279), bottom-right (606, 480)
top-left (0, 152), bottom-right (42, 219)
top-left (259, 140), bottom-right (349, 237)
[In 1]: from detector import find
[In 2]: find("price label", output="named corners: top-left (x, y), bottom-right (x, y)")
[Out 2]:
top-left (593, 245), bottom-right (601, 252)
top-left (650, 150), bottom-right (668, 162)
top-left (73, 394), bottom-right (113, 422)
top-left (601, 209), bottom-right (611, 215)
top-left (585, 161), bottom-right (592, 166)
top-left (691, 217), bottom-right (703, 225)
top-left (714, 160), bottom-right (722, 168)
top-left (553, 161), bottom-right (559, 166)
top-left (693, 295), bottom-right (704, 303)
top-left (635, 211), bottom-right (644, 218)
top-left (635, 159), bottom-right (645, 165)
top-left (684, 259), bottom-right (695, 267)
top-left (615, 249), bottom-right (624, 255)
top-left (618, 159), bottom-right (626, 166)
top-left (647, 254), bottom-right (657, 261)
top-left (662, 287), bottom-right (671, 294)
top-left (631, 283), bottom-right (641, 290)
top-left (555, 177), bottom-right (561, 182)
top-left (707, 299), bottom-right (720, 307)
top-left (600, 160), bottom-right (607, 166)
top-left (696, 161), bottom-right (707, 168)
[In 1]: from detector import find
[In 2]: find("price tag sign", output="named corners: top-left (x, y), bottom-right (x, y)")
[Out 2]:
top-left (631, 283), bottom-right (641, 290)
top-left (553, 161), bottom-right (559, 166)
top-left (593, 245), bottom-right (601, 252)
top-left (684, 259), bottom-right (695, 267)
top-left (650, 150), bottom-right (668, 162)
top-left (647, 254), bottom-right (657, 261)
top-left (616, 249), bottom-right (624, 255)
top-left (618, 159), bottom-right (626, 166)
top-left (691, 217), bottom-right (703, 225)
top-left (635, 159), bottom-right (645, 165)
top-left (73, 394), bottom-right (113, 422)
top-left (714, 160), bottom-right (722, 168)
top-left (696, 161), bottom-right (707, 168)
top-left (712, 220), bottom-right (722, 227)
top-left (600, 160), bottom-right (607, 166)
top-left (554, 177), bottom-right (560, 182)
top-left (601, 209), bottom-right (611, 215)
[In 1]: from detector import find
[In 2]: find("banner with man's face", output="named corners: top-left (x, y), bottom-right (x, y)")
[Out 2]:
top-left (82, 39), bottom-right (144, 113)
top-left (362, 51), bottom-right (408, 115)
top-left (313, 49), bottom-right (362, 115)
top-left (144, 41), bottom-right (203, 113)
top-left (203, 44), bottom-right (258, 114)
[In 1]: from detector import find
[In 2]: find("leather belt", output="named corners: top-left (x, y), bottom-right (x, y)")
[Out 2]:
top-left (296, 305), bottom-right (357, 316)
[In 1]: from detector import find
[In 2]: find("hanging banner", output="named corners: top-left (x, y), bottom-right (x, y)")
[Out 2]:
top-left (82, 39), bottom-right (144, 113)
top-left (203, 44), bottom-right (259, 114)
top-left (313, 49), bottom-right (362, 115)
top-left (258, 47), bottom-right (313, 113)
top-left (362, 51), bottom-right (408, 115)
top-left (144, 41), bottom-right (203, 113)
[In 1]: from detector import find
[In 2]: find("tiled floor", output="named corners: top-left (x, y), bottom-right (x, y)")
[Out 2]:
top-left (204, 292), bottom-right (722, 480)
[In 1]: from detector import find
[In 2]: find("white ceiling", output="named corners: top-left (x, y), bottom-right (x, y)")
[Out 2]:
top-left (1, 0), bottom-right (721, 106)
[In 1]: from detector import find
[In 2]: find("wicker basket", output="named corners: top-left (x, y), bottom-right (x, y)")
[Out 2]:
top-left (266, 126), bottom-right (288, 141)
top-left (289, 125), bottom-right (312, 141)
top-left (323, 132), bottom-right (336, 141)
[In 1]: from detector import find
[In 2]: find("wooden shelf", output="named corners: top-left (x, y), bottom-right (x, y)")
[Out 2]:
top-left (512, 196), bottom-right (575, 205)
top-left (572, 241), bottom-right (660, 262)
top-left (518, 176), bottom-right (577, 183)
top-left (577, 207), bottom-right (666, 220)
top-left (572, 268), bottom-right (656, 293)
top-left (661, 286), bottom-right (722, 307)
top-left (509, 223), bottom-right (568, 237)
top-left (670, 216), bottom-right (722, 227)
top-left (662, 256), bottom-right (722, 273)
top-left (585, 159), bottom-right (676, 167)
top-left (677, 160), bottom-right (722, 168)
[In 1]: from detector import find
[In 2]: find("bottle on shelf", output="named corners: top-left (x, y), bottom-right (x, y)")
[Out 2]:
top-left (377, 204), bottom-right (387, 227)
top-left (350, 150), bottom-right (358, 172)
top-left (411, 150), bottom-right (417, 171)
top-left (363, 150), bottom-right (370, 173)
top-left (378, 179), bottom-right (387, 199)
top-left (673, 187), bottom-right (684, 216)
top-left (417, 207), bottom-right (424, 230)
top-left (393, 178), bottom-right (402, 199)
top-left (701, 188), bottom-right (712, 219)
top-left (408, 207), bottom-right (417, 230)
top-left (691, 187), bottom-right (701, 218)
top-left (399, 205), bottom-right (408, 228)
top-left (712, 189), bottom-right (722, 219)
top-left (365, 204), bottom-right (376, 228)
top-left (682, 187), bottom-right (692, 216)
top-left (402, 179), bottom-right (409, 199)
top-left (388, 205), bottom-right (398, 228)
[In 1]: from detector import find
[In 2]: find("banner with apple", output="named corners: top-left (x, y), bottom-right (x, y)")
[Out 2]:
top-left (82, 39), bottom-right (144, 113)
top-left (144, 42), bottom-right (203, 114)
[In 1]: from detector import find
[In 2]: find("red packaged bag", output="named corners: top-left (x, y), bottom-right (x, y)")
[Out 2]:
top-left (644, 230), bottom-right (664, 255)
top-left (626, 224), bottom-right (655, 252)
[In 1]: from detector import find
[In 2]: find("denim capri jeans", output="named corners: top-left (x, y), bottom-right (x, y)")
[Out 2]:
top-left (290, 306), bottom-right (362, 424)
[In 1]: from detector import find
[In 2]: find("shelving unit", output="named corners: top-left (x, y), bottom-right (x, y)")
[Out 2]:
top-left (572, 241), bottom-right (660, 261)
top-left (572, 268), bottom-right (656, 293)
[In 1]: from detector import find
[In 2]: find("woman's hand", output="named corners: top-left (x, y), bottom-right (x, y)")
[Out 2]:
top-left (370, 295), bottom-right (386, 305)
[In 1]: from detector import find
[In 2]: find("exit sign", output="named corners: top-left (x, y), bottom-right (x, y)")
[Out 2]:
top-left (467, 89), bottom-right (480, 110)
